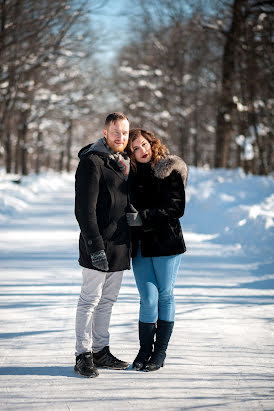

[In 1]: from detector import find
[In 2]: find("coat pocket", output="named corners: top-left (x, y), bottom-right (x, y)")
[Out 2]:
top-left (101, 219), bottom-right (117, 241)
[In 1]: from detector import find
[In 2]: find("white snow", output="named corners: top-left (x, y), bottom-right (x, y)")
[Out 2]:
top-left (0, 166), bottom-right (273, 410)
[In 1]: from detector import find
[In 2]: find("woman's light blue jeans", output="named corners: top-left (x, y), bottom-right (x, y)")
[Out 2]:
top-left (132, 248), bottom-right (182, 323)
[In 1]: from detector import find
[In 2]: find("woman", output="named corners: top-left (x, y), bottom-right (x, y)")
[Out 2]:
top-left (126, 128), bottom-right (188, 372)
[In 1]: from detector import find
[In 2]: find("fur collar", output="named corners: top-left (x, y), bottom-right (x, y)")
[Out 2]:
top-left (153, 155), bottom-right (188, 186)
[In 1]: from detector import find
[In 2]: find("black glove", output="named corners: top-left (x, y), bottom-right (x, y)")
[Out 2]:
top-left (90, 250), bottom-right (109, 271)
top-left (126, 205), bottom-right (143, 227)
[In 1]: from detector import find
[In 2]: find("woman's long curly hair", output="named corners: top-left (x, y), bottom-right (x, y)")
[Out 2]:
top-left (126, 128), bottom-right (169, 171)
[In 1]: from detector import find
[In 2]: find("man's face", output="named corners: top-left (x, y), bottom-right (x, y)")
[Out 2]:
top-left (103, 119), bottom-right (129, 152)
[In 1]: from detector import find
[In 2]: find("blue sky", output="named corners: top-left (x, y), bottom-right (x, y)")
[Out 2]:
top-left (91, 0), bottom-right (140, 62)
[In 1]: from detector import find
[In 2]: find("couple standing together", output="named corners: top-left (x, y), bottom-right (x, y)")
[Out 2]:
top-left (74, 112), bottom-right (188, 378)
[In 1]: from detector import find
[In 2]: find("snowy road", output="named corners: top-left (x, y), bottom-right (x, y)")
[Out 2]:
top-left (0, 172), bottom-right (273, 410)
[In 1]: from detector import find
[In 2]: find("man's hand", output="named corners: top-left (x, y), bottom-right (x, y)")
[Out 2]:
top-left (90, 250), bottom-right (109, 271)
top-left (126, 205), bottom-right (143, 227)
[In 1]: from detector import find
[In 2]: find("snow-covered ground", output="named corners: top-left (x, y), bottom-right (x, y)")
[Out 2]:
top-left (0, 167), bottom-right (273, 411)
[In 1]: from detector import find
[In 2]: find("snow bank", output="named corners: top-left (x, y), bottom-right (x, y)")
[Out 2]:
top-left (183, 167), bottom-right (274, 259)
top-left (0, 167), bottom-right (273, 259)
top-left (0, 170), bottom-right (74, 220)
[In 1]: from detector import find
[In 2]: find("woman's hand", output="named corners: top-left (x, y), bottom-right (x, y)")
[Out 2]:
top-left (126, 205), bottom-right (143, 226)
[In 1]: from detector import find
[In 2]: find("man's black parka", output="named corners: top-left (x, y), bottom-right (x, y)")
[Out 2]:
top-left (75, 142), bottom-right (131, 272)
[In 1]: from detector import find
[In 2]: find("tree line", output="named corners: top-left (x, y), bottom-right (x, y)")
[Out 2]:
top-left (0, 0), bottom-right (273, 175)
top-left (113, 0), bottom-right (273, 175)
top-left (0, 0), bottom-right (106, 175)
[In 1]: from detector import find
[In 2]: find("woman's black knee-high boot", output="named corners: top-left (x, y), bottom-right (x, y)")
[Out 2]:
top-left (144, 319), bottom-right (174, 372)
top-left (132, 321), bottom-right (156, 371)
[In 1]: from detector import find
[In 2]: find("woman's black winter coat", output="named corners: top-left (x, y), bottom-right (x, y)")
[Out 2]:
top-left (75, 146), bottom-right (131, 272)
top-left (129, 155), bottom-right (188, 258)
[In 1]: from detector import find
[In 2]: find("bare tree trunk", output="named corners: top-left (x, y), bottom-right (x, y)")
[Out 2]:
top-left (250, 111), bottom-right (267, 175)
top-left (3, 114), bottom-right (12, 173)
top-left (4, 128), bottom-right (12, 173)
top-left (20, 127), bottom-right (28, 176)
top-left (14, 134), bottom-right (20, 174)
top-left (18, 110), bottom-right (30, 176)
top-left (66, 119), bottom-right (73, 172)
top-left (5, 129), bottom-right (12, 173)
top-left (266, 132), bottom-right (273, 173)
top-left (46, 152), bottom-right (51, 169)
top-left (59, 149), bottom-right (64, 172)
top-left (193, 90), bottom-right (199, 167)
top-left (214, 0), bottom-right (246, 168)
top-left (246, 25), bottom-right (268, 175)
top-left (0, 0), bottom-right (7, 149)
top-left (35, 130), bottom-right (43, 174)
top-left (178, 121), bottom-right (186, 159)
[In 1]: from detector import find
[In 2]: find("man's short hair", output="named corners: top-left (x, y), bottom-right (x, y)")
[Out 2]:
top-left (105, 112), bottom-right (128, 127)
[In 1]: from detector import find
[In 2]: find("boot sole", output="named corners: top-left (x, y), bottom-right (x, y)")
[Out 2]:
top-left (93, 364), bottom-right (129, 370)
top-left (144, 362), bottom-right (165, 372)
top-left (132, 362), bottom-right (146, 371)
top-left (74, 366), bottom-right (99, 378)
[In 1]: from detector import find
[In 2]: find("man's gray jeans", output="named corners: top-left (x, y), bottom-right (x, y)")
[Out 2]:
top-left (75, 267), bottom-right (123, 355)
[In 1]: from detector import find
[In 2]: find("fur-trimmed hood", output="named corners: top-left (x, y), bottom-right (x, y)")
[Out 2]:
top-left (153, 155), bottom-right (188, 187)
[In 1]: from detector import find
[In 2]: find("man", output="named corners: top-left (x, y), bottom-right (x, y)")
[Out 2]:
top-left (74, 112), bottom-right (131, 378)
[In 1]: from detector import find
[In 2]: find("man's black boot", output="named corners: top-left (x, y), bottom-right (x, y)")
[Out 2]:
top-left (144, 320), bottom-right (174, 372)
top-left (93, 346), bottom-right (129, 369)
top-left (74, 352), bottom-right (99, 378)
top-left (132, 321), bottom-right (156, 371)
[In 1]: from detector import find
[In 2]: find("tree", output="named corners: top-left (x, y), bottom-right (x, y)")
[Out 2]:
top-left (112, 0), bottom-right (222, 166)
top-left (214, 0), bottom-right (273, 173)
top-left (112, 0), bottom-right (273, 174)
top-left (0, 0), bottom-right (107, 175)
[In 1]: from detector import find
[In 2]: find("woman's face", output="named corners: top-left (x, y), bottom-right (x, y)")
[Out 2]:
top-left (131, 136), bottom-right (152, 163)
